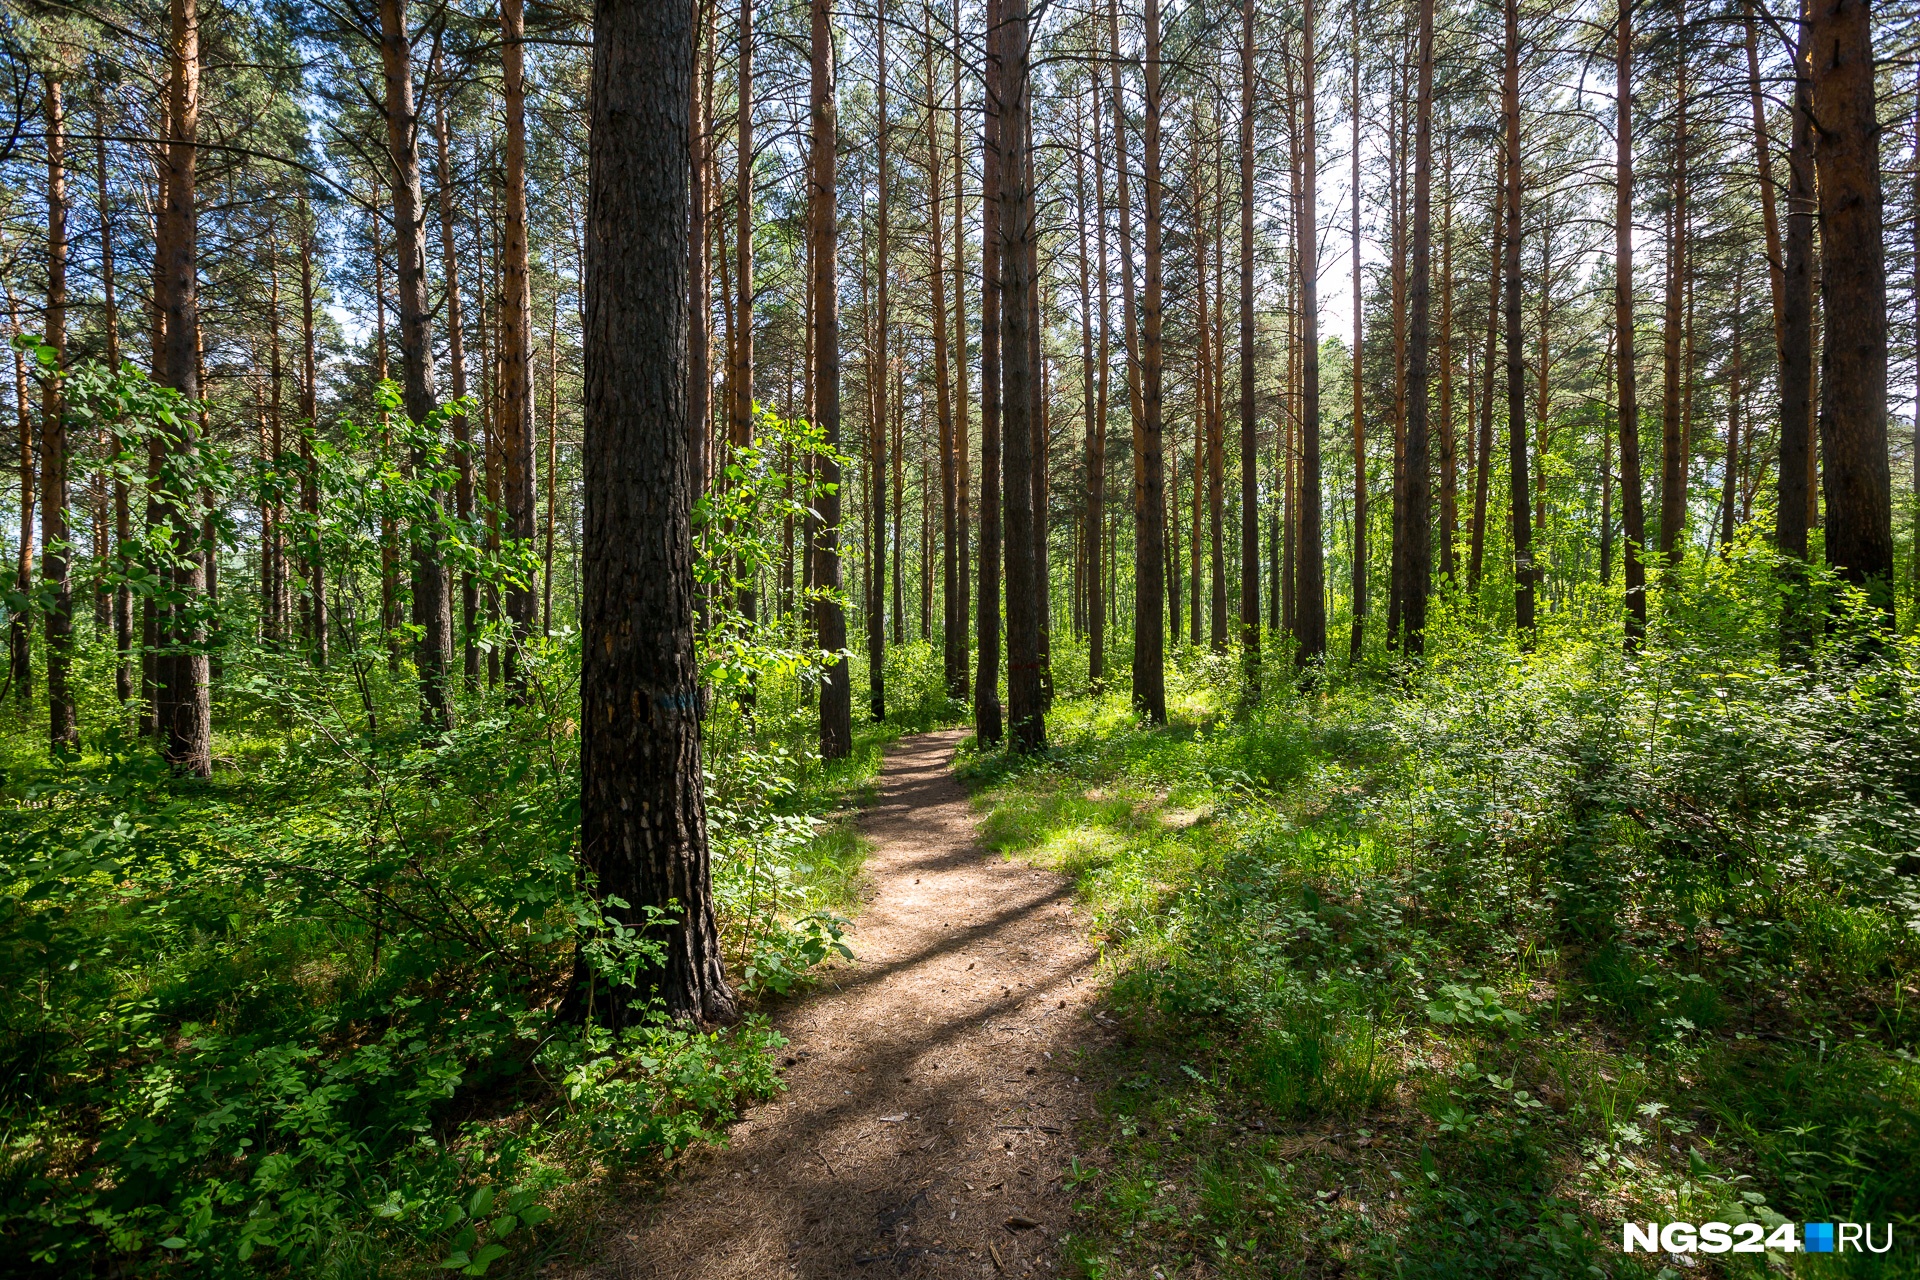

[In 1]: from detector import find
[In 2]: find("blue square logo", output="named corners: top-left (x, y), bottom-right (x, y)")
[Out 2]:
top-left (1805, 1222), bottom-right (1835, 1253)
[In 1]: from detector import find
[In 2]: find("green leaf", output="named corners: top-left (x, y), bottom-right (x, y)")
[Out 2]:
top-left (466, 1243), bottom-right (510, 1275)
top-left (491, 1213), bottom-right (519, 1238)
top-left (469, 1186), bottom-right (495, 1219)
top-left (440, 1251), bottom-right (472, 1269)
top-left (158, 1237), bottom-right (187, 1250)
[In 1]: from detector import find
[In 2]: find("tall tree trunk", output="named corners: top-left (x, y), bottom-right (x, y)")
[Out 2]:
top-left (1296, 0), bottom-right (1325, 665)
top-left (1776, 7), bottom-right (1815, 620)
top-left (1072, 90), bottom-right (1101, 686)
top-left (1502, 0), bottom-right (1532, 636)
top-left (8, 291), bottom-right (30, 708)
top-left (1403, 0), bottom-right (1432, 654)
top-left (499, 0), bottom-right (536, 692)
top-left (1468, 145), bottom-right (1501, 595)
top-left (1658, 15), bottom-right (1688, 567)
top-left (97, 122), bottom-right (133, 704)
top-left (867, 6), bottom-right (891, 722)
top-left (976, 0), bottom-right (1005, 745)
top-left (155, 0), bottom-right (210, 775)
top-left (581, 0), bottom-right (735, 1025)
top-left (431, 58), bottom-right (474, 684)
top-left (1719, 262), bottom-right (1745, 553)
top-left (1809, 0), bottom-right (1893, 624)
top-left (733, 0), bottom-right (757, 653)
top-left (1616, 0), bottom-right (1648, 645)
top-left (1745, 0), bottom-right (1785, 360)
top-left (1348, 1), bottom-right (1367, 662)
top-left (812, 0), bottom-right (853, 759)
top-left (299, 204), bottom-right (327, 667)
top-left (1132, 0), bottom-right (1165, 721)
top-left (1238, 0), bottom-right (1260, 678)
top-left (999, 0), bottom-right (1043, 751)
top-left (953, 7), bottom-right (971, 698)
top-left (1437, 130), bottom-right (1456, 586)
top-left (1089, 72), bottom-right (1111, 688)
top-left (43, 79), bottom-right (75, 752)
top-left (376, 0), bottom-right (453, 729)
top-left (927, 3), bottom-right (960, 699)
top-left (690, 2), bottom-right (712, 504)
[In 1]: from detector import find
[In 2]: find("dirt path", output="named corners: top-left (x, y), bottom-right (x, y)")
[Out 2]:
top-left (582, 729), bottom-right (1107, 1279)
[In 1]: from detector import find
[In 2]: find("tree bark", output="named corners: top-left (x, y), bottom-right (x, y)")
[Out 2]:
top-left (1348, 1), bottom-right (1367, 662)
top-left (1238, 0), bottom-right (1261, 678)
top-left (155, 0), bottom-right (210, 775)
top-left (1776, 2), bottom-right (1816, 654)
top-left (431, 54), bottom-right (474, 685)
top-left (1502, 0), bottom-right (1532, 636)
top-left (1404, 0), bottom-right (1433, 654)
top-left (1616, 0), bottom-right (1647, 645)
top-left (976, 0), bottom-right (1005, 745)
top-left (811, 0), bottom-right (853, 759)
top-left (1808, 0), bottom-right (1893, 623)
top-left (1468, 145), bottom-right (1500, 595)
top-left (43, 79), bottom-right (76, 752)
top-left (998, 0), bottom-right (1043, 752)
top-left (1719, 262), bottom-right (1745, 553)
top-left (299, 203), bottom-right (327, 668)
top-left (1295, 0), bottom-right (1326, 665)
top-left (1658, 15), bottom-right (1688, 567)
top-left (499, 0), bottom-right (537, 691)
top-left (1437, 130), bottom-right (1456, 587)
top-left (581, 0), bottom-right (736, 1026)
top-left (376, 0), bottom-right (453, 729)
top-left (1129, 0), bottom-right (1167, 721)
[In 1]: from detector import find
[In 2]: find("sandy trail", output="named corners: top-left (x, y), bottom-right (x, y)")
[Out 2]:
top-left (580, 728), bottom-right (1105, 1279)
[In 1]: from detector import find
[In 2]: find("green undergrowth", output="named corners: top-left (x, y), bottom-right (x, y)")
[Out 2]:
top-left (968, 592), bottom-right (1920, 1278)
top-left (0, 633), bottom-right (949, 1278)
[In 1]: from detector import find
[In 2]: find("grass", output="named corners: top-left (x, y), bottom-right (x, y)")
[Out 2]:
top-left (963, 635), bottom-right (1920, 1279)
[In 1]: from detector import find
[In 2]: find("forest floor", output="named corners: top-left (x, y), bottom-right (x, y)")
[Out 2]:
top-left (577, 729), bottom-right (1112, 1279)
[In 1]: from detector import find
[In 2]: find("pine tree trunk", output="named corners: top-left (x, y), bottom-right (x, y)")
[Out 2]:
top-left (156, 0), bottom-right (210, 774)
top-left (927, 6), bottom-right (961, 699)
top-left (1616, 0), bottom-right (1647, 646)
top-left (43, 79), bottom-right (76, 752)
top-left (1348, 2), bottom-right (1367, 662)
top-left (1658, 19), bottom-right (1688, 567)
top-left (811, 0), bottom-right (852, 758)
top-left (1809, 0), bottom-right (1894, 623)
top-left (377, 0), bottom-right (453, 729)
top-left (298, 205), bottom-right (327, 668)
top-left (1468, 145), bottom-right (1500, 596)
top-left (8, 291), bottom-right (30, 709)
top-left (999, 0), bottom-right (1043, 751)
top-left (499, 0), bottom-right (536, 691)
top-left (1403, 0), bottom-right (1433, 653)
top-left (1295, 0), bottom-right (1326, 665)
top-left (581, 0), bottom-right (735, 1026)
top-left (1503, 0), bottom-right (1532, 636)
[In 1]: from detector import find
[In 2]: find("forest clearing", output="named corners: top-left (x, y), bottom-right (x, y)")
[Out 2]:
top-left (0, 0), bottom-right (1917, 1274)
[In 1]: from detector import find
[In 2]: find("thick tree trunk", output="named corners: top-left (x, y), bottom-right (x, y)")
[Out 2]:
top-left (1403, 0), bottom-right (1433, 654)
top-left (1719, 264), bottom-right (1745, 553)
top-left (1616, 0), bottom-right (1647, 646)
top-left (1808, 0), bottom-right (1893, 623)
top-left (1089, 77), bottom-right (1111, 688)
top-left (1438, 132), bottom-right (1456, 587)
top-left (581, 0), bottom-right (736, 1026)
top-left (976, 0), bottom-right (1005, 744)
top-left (812, 0), bottom-right (853, 759)
top-left (376, 0), bottom-right (453, 729)
top-left (1133, 0), bottom-right (1167, 723)
top-left (1776, 8), bottom-right (1816, 654)
top-left (1072, 92), bottom-right (1100, 686)
top-left (1502, 0), bottom-right (1532, 636)
top-left (499, 0), bottom-right (536, 691)
top-left (999, 0), bottom-right (1043, 752)
top-left (43, 80), bottom-right (75, 752)
top-left (156, 0), bottom-right (210, 775)
top-left (733, 0), bottom-right (757, 652)
top-left (1744, 1), bottom-right (1786, 359)
top-left (952, 11), bottom-right (971, 699)
top-left (97, 124), bottom-right (134, 704)
top-left (689, 2), bottom-right (712, 502)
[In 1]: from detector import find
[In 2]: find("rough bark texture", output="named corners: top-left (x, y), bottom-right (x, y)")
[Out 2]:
top-left (376, 0), bottom-right (453, 729)
top-left (1658, 17), bottom-right (1688, 566)
top-left (976, 0), bottom-right (1005, 746)
top-left (998, 0), bottom-right (1043, 752)
top-left (1503, 0), bottom-right (1532, 635)
top-left (1295, 0), bottom-right (1326, 665)
top-left (1348, 3), bottom-right (1366, 663)
top-left (499, 0), bottom-right (537, 688)
top-left (928, 7), bottom-right (961, 701)
top-left (298, 207), bottom-right (327, 667)
top-left (1776, 8), bottom-right (1816, 655)
top-left (1616, 0), bottom-right (1648, 646)
top-left (1133, 0), bottom-right (1167, 722)
top-left (582, 0), bottom-right (736, 1027)
top-left (1238, 0), bottom-right (1260, 679)
top-left (431, 62), bottom-right (472, 684)
top-left (1403, 0), bottom-right (1433, 654)
top-left (1808, 0), bottom-right (1893, 623)
top-left (811, 0), bottom-right (853, 761)
top-left (43, 80), bottom-right (75, 751)
top-left (156, 0), bottom-right (210, 776)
